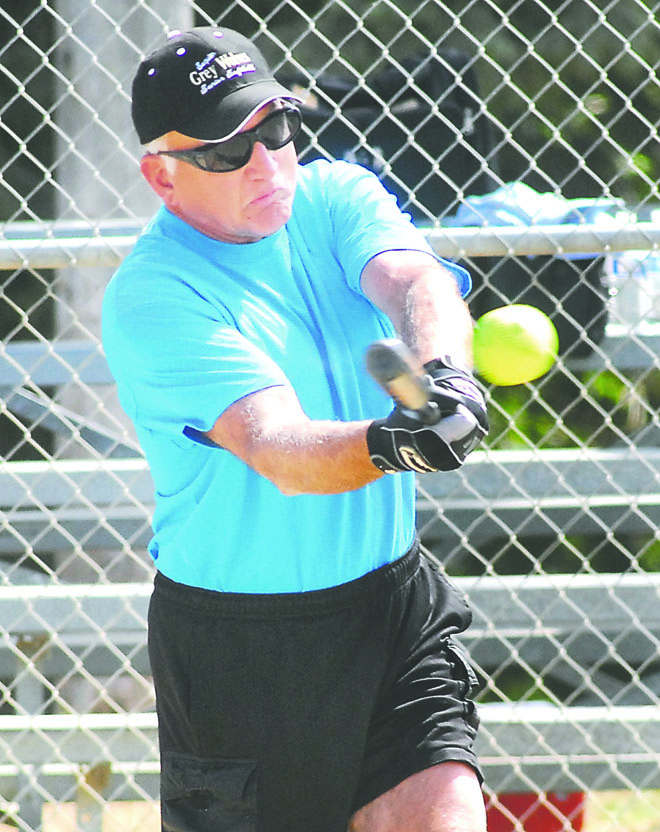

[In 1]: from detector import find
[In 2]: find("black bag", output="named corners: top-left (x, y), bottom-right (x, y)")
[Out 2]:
top-left (280, 50), bottom-right (499, 221)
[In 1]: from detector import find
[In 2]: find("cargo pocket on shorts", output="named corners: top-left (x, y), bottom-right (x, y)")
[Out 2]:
top-left (160, 751), bottom-right (257, 832)
top-left (445, 638), bottom-right (481, 732)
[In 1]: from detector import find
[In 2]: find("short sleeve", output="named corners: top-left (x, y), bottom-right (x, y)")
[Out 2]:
top-left (301, 161), bottom-right (471, 297)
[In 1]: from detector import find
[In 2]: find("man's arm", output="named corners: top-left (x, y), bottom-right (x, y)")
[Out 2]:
top-left (361, 249), bottom-right (474, 368)
top-left (203, 384), bottom-right (380, 495)
top-left (203, 250), bottom-right (476, 494)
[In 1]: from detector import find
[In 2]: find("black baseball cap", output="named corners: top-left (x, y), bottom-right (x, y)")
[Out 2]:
top-left (131, 27), bottom-right (302, 144)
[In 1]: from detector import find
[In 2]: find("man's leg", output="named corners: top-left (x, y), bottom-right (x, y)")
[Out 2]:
top-left (348, 762), bottom-right (487, 832)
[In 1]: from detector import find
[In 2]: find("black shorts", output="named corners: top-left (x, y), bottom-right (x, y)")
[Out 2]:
top-left (148, 541), bottom-right (481, 832)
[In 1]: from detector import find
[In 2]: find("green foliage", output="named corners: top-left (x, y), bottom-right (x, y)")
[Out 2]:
top-left (476, 665), bottom-right (557, 703)
top-left (638, 538), bottom-right (660, 572)
top-left (484, 367), bottom-right (660, 451)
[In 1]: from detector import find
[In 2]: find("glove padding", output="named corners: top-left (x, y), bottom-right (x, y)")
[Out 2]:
top-left (366, 357), bottom-right (489, 474)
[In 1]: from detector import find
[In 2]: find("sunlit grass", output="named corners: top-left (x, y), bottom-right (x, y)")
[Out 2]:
top-left (584, 790), bottom-right (660, 832)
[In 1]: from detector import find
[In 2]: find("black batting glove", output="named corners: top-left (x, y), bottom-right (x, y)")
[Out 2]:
top-left (423, 357), bottom-right (489, 433)
top-left (366, 357), bottom-right (489, 474)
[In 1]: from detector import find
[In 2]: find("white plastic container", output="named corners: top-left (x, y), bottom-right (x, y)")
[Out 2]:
top-left (603, 249), bottom-right (660, 327)
top-left (603, 208), bottom-right (660, 328)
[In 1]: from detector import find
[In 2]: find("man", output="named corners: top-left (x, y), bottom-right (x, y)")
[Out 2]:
top-left (102, 25), bottom-right (489, 832)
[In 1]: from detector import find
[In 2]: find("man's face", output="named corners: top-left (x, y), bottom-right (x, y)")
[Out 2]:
top-left (143, 102), bottom-right (298, 243)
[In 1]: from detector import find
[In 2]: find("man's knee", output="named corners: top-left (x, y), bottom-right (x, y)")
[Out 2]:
top-left (349, 762), bottom-right (487, 832)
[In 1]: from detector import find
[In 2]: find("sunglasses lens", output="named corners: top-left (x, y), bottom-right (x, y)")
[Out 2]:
top-left (196, 108), bottom-right (302, 173)
top-left (201, 138), bottom-right (252, 172)
top-left (259, 109), bottom-right (302, 150)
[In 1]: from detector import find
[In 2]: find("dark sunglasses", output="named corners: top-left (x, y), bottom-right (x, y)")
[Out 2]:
top-left (155, 106), bottom-right (302, 173)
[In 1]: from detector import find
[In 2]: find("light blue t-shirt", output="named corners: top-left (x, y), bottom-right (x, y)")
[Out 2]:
top-left (102, 160), bottom-right (470, 593)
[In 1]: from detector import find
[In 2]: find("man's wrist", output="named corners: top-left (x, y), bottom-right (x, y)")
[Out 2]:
top-left (423, 356), bottom-right (472, 377)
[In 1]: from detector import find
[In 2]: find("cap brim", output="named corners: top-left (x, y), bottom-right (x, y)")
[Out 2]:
top-left (180, 79), bottom-right (304, 142)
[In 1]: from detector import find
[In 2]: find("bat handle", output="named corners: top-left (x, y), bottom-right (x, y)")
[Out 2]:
top-left (410, 398), bottom-right (441, 424)
top-left (365, 339), bottom-right (441, 424)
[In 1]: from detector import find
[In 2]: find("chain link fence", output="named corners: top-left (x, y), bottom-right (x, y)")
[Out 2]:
top-left (1, 0), bottom-right (660, 830)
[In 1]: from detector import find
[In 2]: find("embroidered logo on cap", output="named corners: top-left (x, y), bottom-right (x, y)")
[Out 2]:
top-left (189, 51), bottom-right (257, 95)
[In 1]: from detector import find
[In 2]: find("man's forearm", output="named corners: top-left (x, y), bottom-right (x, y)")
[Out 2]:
top-left (361, 250), bottom-right (474, 367)
top-left (244, 419), bottom-right (383, 495)
top-left (204, 385), bottom-right (383, 495)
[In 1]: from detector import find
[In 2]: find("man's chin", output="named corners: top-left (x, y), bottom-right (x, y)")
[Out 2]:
top-left (250, 202), bottom-right (293, 237)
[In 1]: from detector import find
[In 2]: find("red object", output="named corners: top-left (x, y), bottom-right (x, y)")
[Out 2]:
top-left (486, 791), bottom-right (585, 831)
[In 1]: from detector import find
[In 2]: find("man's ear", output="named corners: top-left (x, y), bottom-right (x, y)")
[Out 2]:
top-left (140, 154), bottom-right (175, 203)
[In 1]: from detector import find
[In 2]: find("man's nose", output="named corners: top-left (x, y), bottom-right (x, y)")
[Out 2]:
top-left (247, 140), bottom-right (278, 174)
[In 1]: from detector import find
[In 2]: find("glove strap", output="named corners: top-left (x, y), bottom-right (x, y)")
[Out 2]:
top-left (423, 355), bottom-right (472, 378)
